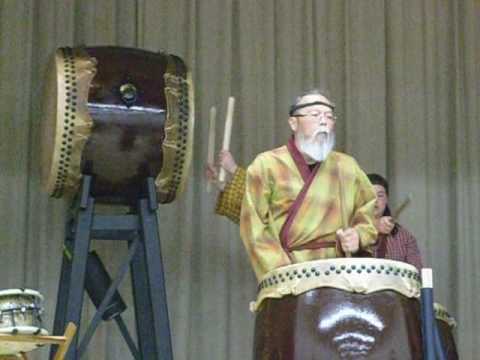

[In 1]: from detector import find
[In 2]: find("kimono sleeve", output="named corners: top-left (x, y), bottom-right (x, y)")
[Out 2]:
top-left (351, 164), bottom-right (378, 252)
top-left (239, 155), bottom-right (291, 280)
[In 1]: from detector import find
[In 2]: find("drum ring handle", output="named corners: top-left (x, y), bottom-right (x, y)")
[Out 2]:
top-left (119, 83), bottom-right (138, 107)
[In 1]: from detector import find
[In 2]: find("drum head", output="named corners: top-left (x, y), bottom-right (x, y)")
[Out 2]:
top-left (40, 47), bottom-right (95, 199)
top-left (0, 289), bottom-right (43, 301)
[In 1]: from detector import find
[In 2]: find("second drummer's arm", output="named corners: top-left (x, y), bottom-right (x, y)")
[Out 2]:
top-left (215, 167), bottom-right (246, 224)
top-left (400, 227), bottom-right (423, 270)
top-left (213, 150), bottom-right (245, 223)
top-left (349, 164), bottom-right (378, 254)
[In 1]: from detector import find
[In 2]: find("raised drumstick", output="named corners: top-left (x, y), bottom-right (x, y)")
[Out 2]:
top-left (218, 97), bottom-right (235, 183)
top-left (206, 106), bottom-right (217, 193)
top-left (393, 193), bottom-right (412, 219)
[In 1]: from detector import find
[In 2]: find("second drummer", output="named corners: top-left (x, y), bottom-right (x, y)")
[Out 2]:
top-left (367, 173), bottom-right (423, 270)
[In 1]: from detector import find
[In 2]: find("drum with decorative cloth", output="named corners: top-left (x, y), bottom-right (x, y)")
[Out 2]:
top-left (0, 289), bottom-right (48, 355)
top-left (434, 303), bottom-right (459, 359)
top-left (252, 258), bottom-right (424, 360)
top-left (41, 46), bottom-right (194, 204)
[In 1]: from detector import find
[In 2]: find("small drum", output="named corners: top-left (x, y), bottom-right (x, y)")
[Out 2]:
top-left (0, 289), bottom-right (48, 355)
top-left (252, 258), bottom-right (423, 360)
top-left (434, 303), bottom-right (459, 359)
top-left (41, 46), bottom-right (194, 204)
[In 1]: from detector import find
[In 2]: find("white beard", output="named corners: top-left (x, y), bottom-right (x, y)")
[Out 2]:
top-left (297, 130), bottom-right (335, 162)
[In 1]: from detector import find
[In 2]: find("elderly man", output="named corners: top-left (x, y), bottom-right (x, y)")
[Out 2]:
top-left (239, 90), bottom-right (378, 280)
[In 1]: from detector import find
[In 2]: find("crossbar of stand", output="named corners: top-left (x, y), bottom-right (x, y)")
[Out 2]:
top-left (50, 175), bottom-right (173, 360)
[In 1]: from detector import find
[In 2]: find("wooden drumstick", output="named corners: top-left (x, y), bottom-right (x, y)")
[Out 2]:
top-left (206, 106), bottom-right (217, 193)
top-left (218, 97), bottom-right (235, 183)
top-left (392, 193), bottom-right (412, 219)
top-left (337, 164), bottom-right (352, 258)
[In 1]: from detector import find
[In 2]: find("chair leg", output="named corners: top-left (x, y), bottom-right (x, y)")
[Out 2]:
top-left (53, 323), bottom-right (78, 360)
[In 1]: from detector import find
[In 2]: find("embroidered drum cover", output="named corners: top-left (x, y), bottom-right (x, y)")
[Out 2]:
top-left (252, 258), bottom-right (421, 312)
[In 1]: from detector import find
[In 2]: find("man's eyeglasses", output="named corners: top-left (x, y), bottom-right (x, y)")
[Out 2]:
top-left (294, 111), bottom-right (337, 122)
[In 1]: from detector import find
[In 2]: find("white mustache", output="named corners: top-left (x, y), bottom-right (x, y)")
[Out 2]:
top-left (314, 126), bottom-right (330, 136)
top-left (312, 128), bottom-right (330, 141)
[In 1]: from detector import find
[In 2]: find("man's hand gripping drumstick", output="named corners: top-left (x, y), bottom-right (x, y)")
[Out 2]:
top-left (205, 97), bottom-right (236, 191)
top-left (205, 150), bottom-right (238, 191)
top-left (218, 97), bottom-right (235, 184)
top-left (206, 106), bottom-right (217, 193)
top-left (376, 194), bottom-right (412, 235)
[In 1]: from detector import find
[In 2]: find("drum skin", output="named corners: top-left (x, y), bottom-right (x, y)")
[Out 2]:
top-left (254, 288), bottom-right (423, 360)
top-left (41, 46), bottom-right (194, 204)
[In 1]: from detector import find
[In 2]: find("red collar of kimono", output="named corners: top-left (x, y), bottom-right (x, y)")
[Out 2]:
top-left (287, 136), bottom-right (320, 182)
top-left (281, 137), bottom-right (334, 253)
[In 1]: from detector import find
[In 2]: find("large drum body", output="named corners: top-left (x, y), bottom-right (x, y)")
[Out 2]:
top-left (41, 46), bottom-right (194, 204)
top-left (253, 259), bottom-right (425, 360)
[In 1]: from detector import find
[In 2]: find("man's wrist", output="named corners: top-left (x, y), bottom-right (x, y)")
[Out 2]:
top-left (228, 164), bottom-right (238, 174)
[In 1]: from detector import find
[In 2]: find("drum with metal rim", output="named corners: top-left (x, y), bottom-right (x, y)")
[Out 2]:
top-left (0, 289), bottom-right (48, 355)
top-left (41, 46), bottom-right (194, 204)
top-left (252, 258), bottom-right (423, 360)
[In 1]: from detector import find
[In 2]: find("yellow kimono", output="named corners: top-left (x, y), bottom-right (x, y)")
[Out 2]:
top-left (240, 140), bottom-right (377, 281)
